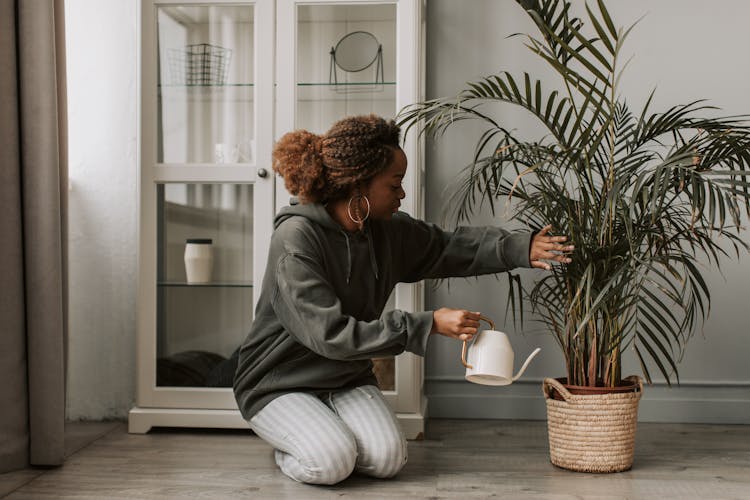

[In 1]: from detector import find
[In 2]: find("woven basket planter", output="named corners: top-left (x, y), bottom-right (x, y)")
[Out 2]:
top-left (543, 376), bottom-right (643, 473)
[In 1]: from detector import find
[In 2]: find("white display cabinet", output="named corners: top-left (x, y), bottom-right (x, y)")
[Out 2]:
top-left (131, 0), bottom-right (426, 439)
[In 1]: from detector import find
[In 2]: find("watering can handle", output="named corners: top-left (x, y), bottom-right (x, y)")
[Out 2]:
top-left (460, 315), bottom-right (495, 369)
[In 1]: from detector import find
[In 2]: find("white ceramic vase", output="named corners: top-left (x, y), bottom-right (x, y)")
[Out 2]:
top-left (184, 238), bottom-right (213, 283)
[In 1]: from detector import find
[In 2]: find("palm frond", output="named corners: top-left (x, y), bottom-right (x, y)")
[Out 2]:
top-left (398, 0), bottom-right (750, 386)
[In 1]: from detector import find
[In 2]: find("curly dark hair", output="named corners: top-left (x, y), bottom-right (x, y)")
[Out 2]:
top-left (272, 114), bottom-right (401, 203)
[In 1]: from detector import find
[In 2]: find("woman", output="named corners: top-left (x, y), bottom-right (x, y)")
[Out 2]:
top-left (233, 115), bottom-right (573, 485)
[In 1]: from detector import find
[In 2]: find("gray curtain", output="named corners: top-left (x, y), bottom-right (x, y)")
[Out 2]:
top-left (0, 0), bottom-right (68, 472)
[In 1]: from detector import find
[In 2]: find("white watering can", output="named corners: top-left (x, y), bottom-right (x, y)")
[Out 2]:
top-left (461, 316), bottom-right (541, 386)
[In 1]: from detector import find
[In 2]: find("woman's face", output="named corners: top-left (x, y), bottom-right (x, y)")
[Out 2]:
top-left (363, 148), bottom-right (407, 220)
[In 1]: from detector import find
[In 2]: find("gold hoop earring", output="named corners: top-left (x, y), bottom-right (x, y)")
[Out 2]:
top-left (347, 194), bottom-right (371, 225)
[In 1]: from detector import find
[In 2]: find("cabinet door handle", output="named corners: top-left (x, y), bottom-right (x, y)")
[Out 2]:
top-left (257, 168), bottom-right (268, 178)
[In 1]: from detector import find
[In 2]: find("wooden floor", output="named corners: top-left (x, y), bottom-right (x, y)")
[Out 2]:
top-left (2, 419), bottom-right (749, 499)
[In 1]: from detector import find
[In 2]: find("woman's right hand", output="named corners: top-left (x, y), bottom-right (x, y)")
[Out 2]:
top-left (431, 308), bottom-right (481, 341)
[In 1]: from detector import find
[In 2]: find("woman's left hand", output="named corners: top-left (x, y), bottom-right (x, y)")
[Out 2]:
top-left (530, 224), bottom-right (574, 270)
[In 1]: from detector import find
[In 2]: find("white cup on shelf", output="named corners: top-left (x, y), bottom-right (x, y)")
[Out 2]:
top-left (184, 238), bottom-right (213, 283)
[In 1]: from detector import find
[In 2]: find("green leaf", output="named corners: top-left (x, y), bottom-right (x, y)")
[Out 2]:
top-left (597, 0), bottom-right (618, 39)
top-left (585, 2), bottom-right (615, 54)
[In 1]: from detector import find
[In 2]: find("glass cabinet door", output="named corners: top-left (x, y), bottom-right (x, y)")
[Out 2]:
top-left (157, 4), bottom-right (256, 164)
top-left (298, 4), bottom-right (397, 391)
top-left (278, 1), bottom-right (404, 393)
top-left (137, 0), bottom-right (274, 402)
top-left (156, 183), bottom-right (253, 388)
top-left (294, 4), bottom-right (397, 133)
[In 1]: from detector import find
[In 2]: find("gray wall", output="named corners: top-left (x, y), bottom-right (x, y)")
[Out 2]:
top-left (423, 0), bottom-right (750, 423)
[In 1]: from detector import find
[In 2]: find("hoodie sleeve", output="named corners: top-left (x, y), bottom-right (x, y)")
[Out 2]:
top-left (394, 213), bottom-right (533, 282)
top-left (272, 252), bottom-right (434, 360)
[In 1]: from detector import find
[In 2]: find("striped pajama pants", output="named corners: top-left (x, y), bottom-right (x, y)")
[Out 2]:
top-left (248, 384), bottom-right (408, 485)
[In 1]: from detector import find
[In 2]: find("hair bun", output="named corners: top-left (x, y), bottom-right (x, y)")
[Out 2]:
top-left (313, 135), bottom-right (324, 155)
top-left (272, 130), bottom-right (327, 202)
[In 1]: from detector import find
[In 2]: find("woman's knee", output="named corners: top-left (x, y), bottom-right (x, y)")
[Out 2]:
top-left (360, 433), bottom-right (408, 479)
top-left (295, 432), bottom-right (358, 485)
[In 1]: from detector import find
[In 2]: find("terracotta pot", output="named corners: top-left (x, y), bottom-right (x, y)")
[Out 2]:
top-left (549, 377), bottom-right (640, 401)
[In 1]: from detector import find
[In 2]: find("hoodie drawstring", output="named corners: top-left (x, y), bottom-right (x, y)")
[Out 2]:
top-left (343, 231), bottom-right (353, 284)
top-left (341, 227), bottom-right (379, 284)
top-left (365, 226), bottom-right (379, 280)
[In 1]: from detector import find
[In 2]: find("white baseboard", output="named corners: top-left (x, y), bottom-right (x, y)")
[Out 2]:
top-left (128, 405), bottom-right (427, 438)
top-left (425, 377), bottom-right (750, 424)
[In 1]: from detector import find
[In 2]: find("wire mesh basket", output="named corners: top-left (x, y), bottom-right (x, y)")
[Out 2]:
top-left (167, 43), bottom-right (232, 85)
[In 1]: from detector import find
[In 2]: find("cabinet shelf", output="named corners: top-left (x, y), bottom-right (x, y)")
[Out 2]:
top-left (158, 83), bottom-right (254, 88)
top-left (159, 82), bottom-right (393, 87)
top-left (297, 82), bottom-right (396, 86)
top-left (158, 281), bottom-right (253, 288)
top-left (296, 82), bottom-right (396, 102)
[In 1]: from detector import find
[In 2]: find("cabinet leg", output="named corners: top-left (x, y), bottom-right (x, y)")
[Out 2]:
top-left (128, 408), bottom-right (153, 434)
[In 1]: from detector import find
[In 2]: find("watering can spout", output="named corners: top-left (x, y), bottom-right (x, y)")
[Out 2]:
top-left (512, 347), bottom-right (542, 381)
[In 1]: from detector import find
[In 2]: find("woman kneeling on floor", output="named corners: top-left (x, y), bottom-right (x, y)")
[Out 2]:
top-left (233, 114), bottom-right (572, 485)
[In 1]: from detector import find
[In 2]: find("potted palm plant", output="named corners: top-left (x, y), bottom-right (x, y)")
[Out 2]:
top-left (399, 0), bottom-right (750, 472)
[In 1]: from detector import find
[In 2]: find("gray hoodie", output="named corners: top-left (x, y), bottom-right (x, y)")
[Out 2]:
top-left (233, 203), bottom-right (532, 419)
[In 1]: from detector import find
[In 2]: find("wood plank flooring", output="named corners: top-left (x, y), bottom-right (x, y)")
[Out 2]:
top-left (2, 419), bottom-right (749, 499)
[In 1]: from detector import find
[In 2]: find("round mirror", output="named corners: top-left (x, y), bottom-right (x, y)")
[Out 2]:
top-left (333, 31), bottom-right (380, 72)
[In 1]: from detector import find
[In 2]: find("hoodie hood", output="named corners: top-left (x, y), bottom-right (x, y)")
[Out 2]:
top-left (274, 203), bottom-right (379, 283)
top-left (274, 202), bottom-right (339, 230)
